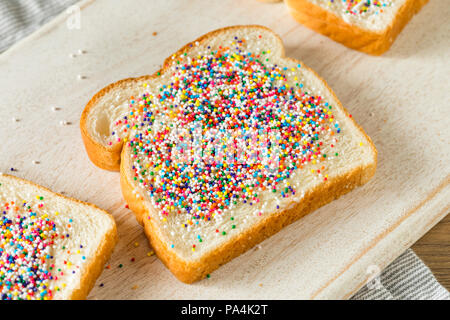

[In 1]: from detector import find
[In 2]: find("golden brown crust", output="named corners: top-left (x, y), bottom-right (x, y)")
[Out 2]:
top-left (69, 224), bottom-right (118, 299)
top-left (81, 25), bottom-right (377, 283)
top-left (0, 174), bottom-right (118, 299)
top-left (80, 78), bottom-right (135, 171)
top-left (121, 153), bottom-right (376, 283)
top-left (284, 0), bottom-right (429, 55)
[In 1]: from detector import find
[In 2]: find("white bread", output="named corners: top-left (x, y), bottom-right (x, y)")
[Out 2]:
top-left (284, 0), bottom-right (429, 55)
top-left (80, 25), bottom-right (376, 283)
top-left (0, 174), bottom-right (117, 299)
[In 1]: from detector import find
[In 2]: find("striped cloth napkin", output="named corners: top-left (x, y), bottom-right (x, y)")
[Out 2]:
top-left (1, 0), bottom-right (448, 300)
top-left (352, 249), bottom-right (449, 300)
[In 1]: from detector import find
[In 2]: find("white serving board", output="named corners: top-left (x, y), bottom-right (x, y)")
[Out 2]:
top-left (0, 0), bottom-right (448, 300)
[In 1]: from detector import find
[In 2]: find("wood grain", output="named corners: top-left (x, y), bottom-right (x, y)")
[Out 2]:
top-left (0, 0), bottom-right (448, 299)
top-left (413, 213), bottom-right (450, 291)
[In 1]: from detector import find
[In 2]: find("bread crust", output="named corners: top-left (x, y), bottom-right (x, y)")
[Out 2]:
top-left (284, 0), bottom-right (429, 55)
top-left (80, 78), bottom-right (134, 171)
top-left (69, 224), bottom-right (117, 299)
top-left (81, 25), bottom-right (377, 283)
top-left (0, 174), bottom-right (118, 299)
top-left (121, 149), bottom-right (376, 283)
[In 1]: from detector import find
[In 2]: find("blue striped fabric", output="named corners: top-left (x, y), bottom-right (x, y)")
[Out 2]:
top-left (0, 0), bottom-right (77, 52)
top-left (0, 0), bottom-right (448, 300)
top-left (352, 249), bottom-right (450, 300)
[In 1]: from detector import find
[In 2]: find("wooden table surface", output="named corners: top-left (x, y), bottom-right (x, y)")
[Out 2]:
top-left (413, 212), bottom-right (450, 291)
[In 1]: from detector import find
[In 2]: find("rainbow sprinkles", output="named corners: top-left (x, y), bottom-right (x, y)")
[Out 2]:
top-left (0, 191), bottom-right (85, 300)
top-left (327, 0), bottom-right (393, 16)
top-left (111, 33), bottom-right (345, 247)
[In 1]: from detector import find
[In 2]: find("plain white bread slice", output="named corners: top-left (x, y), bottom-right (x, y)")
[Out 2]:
top-left (80, 25), bottom-right (377, 283)
top-left (284, 0), bottom-right (429, 55)
top-left (0, 174), bottom-right (117, 299)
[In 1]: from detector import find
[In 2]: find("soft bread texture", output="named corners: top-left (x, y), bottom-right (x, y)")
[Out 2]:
top-left (0, 174), bottom-right (117, 299)
top-left (284, 0), bottom-right (429, 55)
top-left (80, 25), bottom-right (376, 283)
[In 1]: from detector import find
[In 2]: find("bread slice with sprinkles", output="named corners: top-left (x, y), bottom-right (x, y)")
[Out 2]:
top-left (284, 0), bottom-right (429, 55)
top-left (80, 25), bottom-right (376, 283)
top-left (0, 174), bottom-right (117, 299)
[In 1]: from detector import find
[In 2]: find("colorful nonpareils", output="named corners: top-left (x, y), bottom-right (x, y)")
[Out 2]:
top-left (111, 35), bottom-right (342, 233)
top-left (0, 196), bottom-right (83, 300)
